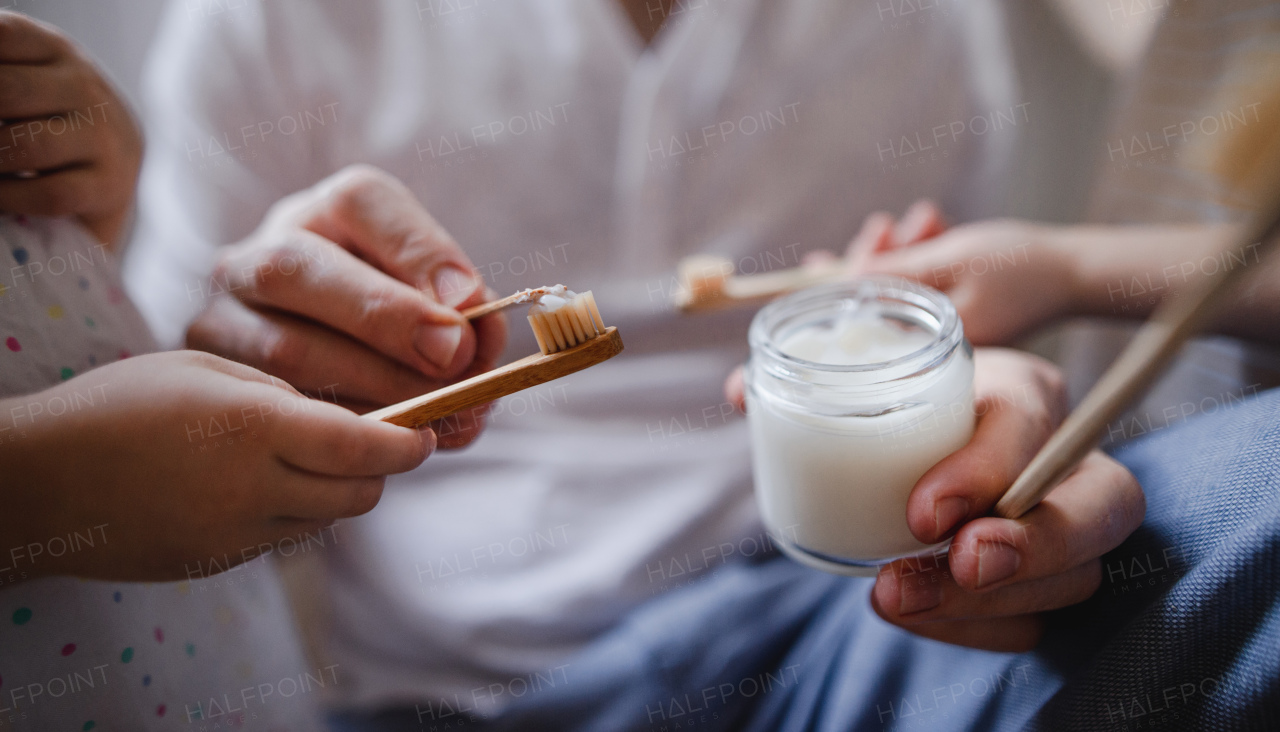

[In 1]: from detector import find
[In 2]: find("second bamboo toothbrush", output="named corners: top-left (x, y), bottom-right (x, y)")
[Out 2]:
top-left (672, 254), bottom-right (845, 313)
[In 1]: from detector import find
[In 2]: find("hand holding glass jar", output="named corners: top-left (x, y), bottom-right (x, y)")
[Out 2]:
top-left (724, 301), bottom-right (1145, 652)
top-left (745, 278), bottom-right (977, 574)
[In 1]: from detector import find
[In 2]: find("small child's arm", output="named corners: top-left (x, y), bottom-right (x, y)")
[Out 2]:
top-left (0, 351), bottom-right (432, 582)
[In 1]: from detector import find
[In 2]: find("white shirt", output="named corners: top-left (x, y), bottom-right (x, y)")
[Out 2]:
top-left (126, 0), bottom-right (1101, 714)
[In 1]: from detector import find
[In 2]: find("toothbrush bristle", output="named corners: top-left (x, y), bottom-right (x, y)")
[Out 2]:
top-left (528, 290), bottom-right (606, 355)
top-left (678, 255), bottom-right (734, 301)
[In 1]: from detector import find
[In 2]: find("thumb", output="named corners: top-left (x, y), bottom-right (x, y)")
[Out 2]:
top-left (180, 350), bottom-right (306, 397)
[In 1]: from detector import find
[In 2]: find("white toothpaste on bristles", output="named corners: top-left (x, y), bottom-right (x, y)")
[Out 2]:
top-left (525, 285), bottom-right (606, 354)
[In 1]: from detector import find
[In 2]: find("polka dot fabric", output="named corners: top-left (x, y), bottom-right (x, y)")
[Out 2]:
top-left (0, 218), bottom-right (153, 397)
top-left (0, 216), bottom-right (323, 729)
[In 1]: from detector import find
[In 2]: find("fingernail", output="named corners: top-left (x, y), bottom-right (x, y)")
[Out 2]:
top-left (431, 265), bottom-right (479, 308)
top-left (414, 323), bottom-right (462, 371)
top-left (899, 577), bottom-right (942, 615)
top-left (418, 426), bottom-right (437, 453)
top-left (976, 542), bottom-right (1021, 588)
top-left (933, 496), bottom-right (969, 540)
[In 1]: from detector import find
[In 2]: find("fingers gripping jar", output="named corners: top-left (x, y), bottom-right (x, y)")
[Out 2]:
top-left (745, 278), bottom-right (975, 576)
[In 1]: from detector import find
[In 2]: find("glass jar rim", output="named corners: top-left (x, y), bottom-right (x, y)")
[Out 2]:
top-left (748, 276), bottom-right (964, 379)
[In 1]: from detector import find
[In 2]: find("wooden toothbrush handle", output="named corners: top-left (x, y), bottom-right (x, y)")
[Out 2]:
top-left (676, 262), bottom-right (847, 313)
top-left (995, 210), bottom-right (1280, 519)
top-left (363, 328), bottom-right (624, 428)
top-left (725, 263), bottom-right (846, 300)
top-left (998, 81), bottom-right (1280, 518)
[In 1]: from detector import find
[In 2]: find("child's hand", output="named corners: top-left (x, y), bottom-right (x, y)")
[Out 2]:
top-left (0, 11), bottom-right (142, 248)
top-left (840, 200), bottom-right (1077, 345)
top-left (0, 351), bottom-right (432, 582)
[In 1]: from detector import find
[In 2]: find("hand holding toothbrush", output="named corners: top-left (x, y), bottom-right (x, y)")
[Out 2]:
top-left (0, 351), bottom-right (433, 581)
top-left (186, 165), bottom-right (509, 447)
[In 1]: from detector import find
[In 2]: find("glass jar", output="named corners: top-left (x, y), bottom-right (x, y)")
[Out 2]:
top-left (745, 277), bottom-right (975, 576)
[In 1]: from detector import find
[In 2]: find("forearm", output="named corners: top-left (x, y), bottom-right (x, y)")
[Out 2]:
top-left (0, 393), bottom-right (66, 578)
top-left (1053, 223), bottom-right (1280, 343)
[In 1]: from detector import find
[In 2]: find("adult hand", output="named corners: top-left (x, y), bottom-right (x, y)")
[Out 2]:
top-left (868, 349), bottom-right (1144, 651)
top-left (724, 349), bottom-right (1145, 652)
top-left (185, 165), bottom-right (507, 447)
top-left (0, 11), bottom-right (142, 249)
top-left (0, 351), bottom-right (432, 582)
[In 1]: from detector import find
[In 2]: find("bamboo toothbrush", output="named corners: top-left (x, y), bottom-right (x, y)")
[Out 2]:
top-left (995, 191), bottom-right (1280, 519)
top-left (672, 254), bottom-right (845, 313)
top-left (363, 287), bottom-right (622, 428)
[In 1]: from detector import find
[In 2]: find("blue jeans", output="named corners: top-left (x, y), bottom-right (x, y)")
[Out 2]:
top-left (332, 389), bottom-right (1280, 732)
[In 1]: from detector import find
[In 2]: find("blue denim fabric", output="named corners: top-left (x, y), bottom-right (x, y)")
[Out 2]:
top-left (331, 389), bottom-right (1280, 732)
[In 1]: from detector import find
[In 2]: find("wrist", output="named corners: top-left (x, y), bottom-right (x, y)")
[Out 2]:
top-left (1035, 223), bottom-right (1090, 322)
